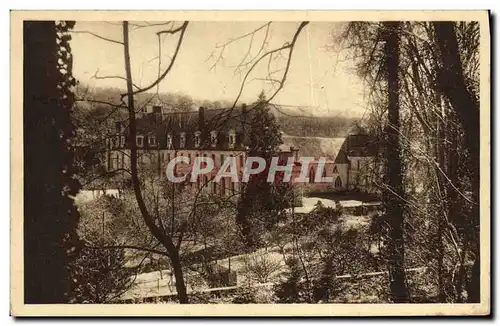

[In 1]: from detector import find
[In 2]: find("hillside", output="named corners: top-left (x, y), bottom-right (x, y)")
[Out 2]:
top-left (277, 114), bottom-right (357, 138)
top-left (74, 85), bottom-right (358, 139)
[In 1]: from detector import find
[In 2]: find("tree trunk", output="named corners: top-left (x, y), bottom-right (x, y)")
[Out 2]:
top-left (122, 21), bottom-right (189, 304)
top-left (170, 250), bottom-right (189, 303)
top-left (434, 21), bottom-right (480, 303)
top-left (383, 21), bottom-right (409, 303)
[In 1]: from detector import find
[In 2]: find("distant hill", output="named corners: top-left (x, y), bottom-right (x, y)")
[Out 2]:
top-left (276, 114), bottom-right (357, 138)
top-left (75, 84), bottom-right (233, 112)
top-left (74, 84), bottom-right (359, 139)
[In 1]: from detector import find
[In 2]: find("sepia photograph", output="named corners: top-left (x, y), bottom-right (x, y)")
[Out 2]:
top-left (10, 10), bottom-right (490, 316)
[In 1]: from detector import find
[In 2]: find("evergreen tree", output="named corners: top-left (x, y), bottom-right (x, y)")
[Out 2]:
top-left (236, 92), bottom-right (293, 248)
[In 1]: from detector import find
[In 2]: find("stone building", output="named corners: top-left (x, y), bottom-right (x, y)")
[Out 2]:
top-left (104, 105), bottom-right (377, 195)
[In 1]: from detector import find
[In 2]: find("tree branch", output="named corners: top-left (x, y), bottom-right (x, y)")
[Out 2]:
top-left (121, 21), bottom-right (189, 99)
top-left (71, 30), bottom-right (124, 45)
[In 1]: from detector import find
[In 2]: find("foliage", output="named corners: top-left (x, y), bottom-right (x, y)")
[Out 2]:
top-left (240, 253), bottom-right (282, 284)
top-left (24, 20), bottom-right (81, 303)
top-left (71, 246), bottom-right (132, 303)
top-left (337, 21), bottom-right (481, 303)
top-left (70, 195), bottom-right (138, 303)
top-left (236, 91), bottom-right (294, 247)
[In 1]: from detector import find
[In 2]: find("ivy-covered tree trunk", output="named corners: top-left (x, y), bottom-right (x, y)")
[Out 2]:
top-left (24, 21), bottom-right (80, 303)
top-left (382, 21), bottom-right (410, 303)
top-left (433, 21), bottom-right (480, 303)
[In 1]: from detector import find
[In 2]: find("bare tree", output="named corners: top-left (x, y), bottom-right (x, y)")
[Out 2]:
top-left (73, 20), bottom-right (310, 303)
top-left (381, 21), bottom-right (409, 303)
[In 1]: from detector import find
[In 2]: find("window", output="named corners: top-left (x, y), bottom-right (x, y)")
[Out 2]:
top-left (221, 178), bottom-right (226, 195)
top-left (220, 154), bottom-right (225, 165)
top-left (149, 135), bottom-right (156, 147)
top-left (180, 132), bottom-right (186, 148)
top-left (357, 160), bottom-right (360, 170)
top-left (167, 133), bottom-right (173, 149)
top-left (210, 130), bottom-right (218, 147)
top-left (332, 165), bottom-right (338, 174)
top-left (228, 130), bottom-right (236, 148)
top-left (309, 167), bottom-right (315, 183)
top-left (136, 135), bottom-right (144, 147)
top-left (335, 176), bottom-right (343, 188)
top-left (107, 152), bottom-right (112, 170)
top-left (120, 136), bottom-right (125, 148)
top-left (194, 131), bottom-right (201, 148)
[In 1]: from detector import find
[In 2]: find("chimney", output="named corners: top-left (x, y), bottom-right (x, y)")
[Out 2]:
top-left (291, 146), bottom-right (299, 160)
top-left (241, 104), bottom-right (249, 145)
top-left (153, 105), bottom-right (162, 122)
top-left (198, 107), bottom-right (205, 131)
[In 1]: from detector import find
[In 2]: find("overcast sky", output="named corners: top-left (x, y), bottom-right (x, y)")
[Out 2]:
top-left (71, 21), bottom-right (367, 117)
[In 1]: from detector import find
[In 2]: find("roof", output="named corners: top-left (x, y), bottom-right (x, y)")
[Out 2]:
top-left (282, 136), bottom-right (346, 160)
top-left (281, 134), bottom-right (377, 163)
top-left (131, 106), bottom-right (255, 150)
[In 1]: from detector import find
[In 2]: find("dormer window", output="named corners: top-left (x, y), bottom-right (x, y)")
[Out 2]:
top-left (148, 135), bottom-right (156, 147)
top-left (180, 132), bottom-right (186, 148)
top-left (194, 131), bottom-right (201, 148)
top-left (167, 133), bottom-right (173, 149)
top-left (228, 129), bottom-right (236, 149)
top-left (136, 135), bottom-right (144, 148)
top-left (210, 130), bottom-right (217, 147)
top-left (110, 136), bottom-right (117, 149)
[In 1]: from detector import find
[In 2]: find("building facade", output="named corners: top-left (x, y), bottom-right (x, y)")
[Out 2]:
top-left (104, 106), bottom-right (377, 195)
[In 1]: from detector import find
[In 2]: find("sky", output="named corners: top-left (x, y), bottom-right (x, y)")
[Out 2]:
top-left (71, 21), bottom-right (367, 117)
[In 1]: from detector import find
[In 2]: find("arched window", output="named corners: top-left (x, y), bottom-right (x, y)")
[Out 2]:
top-left (179, 132), bottom-right (186, 148)
top-left (228, 129), bottom-right (236, 148)
top-left (166, 133), bottom-right (173, 149)
top-left (309, 167), bottom-right (315, 184)
top-left (221, 178), bottom-right (226, 195)
top-left (335, 176), bottom-right (343, 188)
top-left (210, 130), bottom-right (218, 147)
